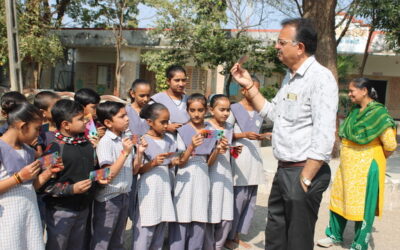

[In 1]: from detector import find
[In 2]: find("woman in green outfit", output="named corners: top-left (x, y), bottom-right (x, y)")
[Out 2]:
top-left (317, 78), bottom-right (397, 250)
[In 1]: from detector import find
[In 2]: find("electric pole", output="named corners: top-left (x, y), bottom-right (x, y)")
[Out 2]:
top-left (5, 0), bottom-right (23, 92)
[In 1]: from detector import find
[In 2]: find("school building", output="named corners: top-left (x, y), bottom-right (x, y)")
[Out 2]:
top-left (32, 15), bottom-right (400, 119)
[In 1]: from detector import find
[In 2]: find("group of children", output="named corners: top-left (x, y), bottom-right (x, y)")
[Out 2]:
top-left (0, 65), bottom-right (268, 250)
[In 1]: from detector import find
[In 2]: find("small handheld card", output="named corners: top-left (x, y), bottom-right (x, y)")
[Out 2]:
top-left (230, 145), bottom-right (242, 159)
top-left (237, 55), bottom-right (249, 65)
top-left (200, 129), bottom-right (224, 139)
top-left (163, 151), bottom-right (185, 165)
top-left (38, 152), bottom-right (59, 169)
top-left (89, 168), bottom-right (111, 181)
top-left (85, 115), bottom-right (98, 138)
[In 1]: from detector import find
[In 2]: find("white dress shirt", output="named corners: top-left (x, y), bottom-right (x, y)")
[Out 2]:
top-left (260, 56), bottom-right (338, 162)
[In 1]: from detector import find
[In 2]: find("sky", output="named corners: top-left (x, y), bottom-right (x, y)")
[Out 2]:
top-left (135, 3), bottom-right (292, 29)
top-left (60, 2), bottom-right (293, 29)
top-left (60, 1), bottom-right (357, 30)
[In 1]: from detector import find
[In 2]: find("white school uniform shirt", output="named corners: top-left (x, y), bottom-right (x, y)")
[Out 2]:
top-left (260, 56), bottom-right (338, 162)
top-left (95, 129), bottom-right (134, 202)
top-left (173, 134), bottom-right (210, 223)
top-left (227, 111), bottom-right (266, 186)
top-left (0, 150), bottom-right (44, 250)
top-left (137, 135), bottom-right (176, 227)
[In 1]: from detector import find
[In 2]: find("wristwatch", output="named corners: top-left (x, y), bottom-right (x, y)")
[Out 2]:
top-left (301, 175), bottom-right (312, 187)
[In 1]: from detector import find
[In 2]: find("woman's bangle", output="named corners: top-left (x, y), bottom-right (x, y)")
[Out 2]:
top-left (245, 83), bottom-right (255, 91)
top-left (13, 173), bottom-right (22, 184)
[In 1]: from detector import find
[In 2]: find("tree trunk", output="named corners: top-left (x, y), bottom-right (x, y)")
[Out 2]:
top-left (303, 0), bottom-right (338, 81)
top-left (114, 46), bottom-right (121, 97)
top-left (303, 0), bottom-right (340, 158)
top-left (33, 62), bottom-right (42, 89)
top-left (359, 27), bottom-right (375, 76)
top-left (225, 73), bottom-right (233, 97)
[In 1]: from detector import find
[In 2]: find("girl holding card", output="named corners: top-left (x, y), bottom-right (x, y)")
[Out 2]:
top-left (126, 79), bottom-right (151, 221)
top-left (169, 93), bottom-right (224, 250)
top-left (204, 94), bottom-right (234, 250)
top-left (0, 102), bottom-right (63, 250)
top-left (133, 103), bottom-right (195, 250)
top-left (225, 77), bottom-right (267, 249)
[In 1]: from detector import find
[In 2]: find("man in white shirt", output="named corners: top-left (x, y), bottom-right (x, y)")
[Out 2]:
top-left (231, 18), bottom-right (338, 250)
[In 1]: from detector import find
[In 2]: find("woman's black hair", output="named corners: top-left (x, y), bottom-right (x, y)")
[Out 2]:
top-left (128, 79), bottom-right (151, 102)
top-left (209, 94), bottom-right (230, 108)
top-left (139, 103), bottom-right (168, 121)
top-left (74, 88), bottom-right (101, 107)
top-left (351, 78), bottom-right (378, 101)
top-left (187, 93), bottom-right (207, 110)
top-left (96, 101), bottom-right (125, 126)
top-left (51, 99), bottom-right (84, 130)
top-left (7, 102), bottom-right (42, 125)
top-left (33, 91), bottom-right (60, 110)
top-left (1, 91), bottom-right (28, 115)
top-left (166, 65), bottom-right (187, 80)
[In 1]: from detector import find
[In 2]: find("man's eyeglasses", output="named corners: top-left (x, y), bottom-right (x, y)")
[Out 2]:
top-left (276, 39), bottom-right (299, 47)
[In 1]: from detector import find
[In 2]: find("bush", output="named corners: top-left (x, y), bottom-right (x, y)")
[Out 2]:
top-left (260, 83), bottom-right (279, 100)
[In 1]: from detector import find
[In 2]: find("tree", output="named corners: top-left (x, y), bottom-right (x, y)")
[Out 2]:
top-left (302, 0), bottom-right (338, 79)
top-left (0, 0), bottom-right (66, 89)
top-left (67, 0), bottom-right (140, 97)
top-left (142, 0), bottom-right (283, 95)
top-left (355, 0), bottom-right (400, 75)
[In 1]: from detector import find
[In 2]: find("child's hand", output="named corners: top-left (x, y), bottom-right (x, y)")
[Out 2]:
top-left (217, 137), bottom-right (229, 154)
top-left (258, 132), bottom-right (272, 140)
top-left (245, 131), bottom-right (259, 140)
top-left (97, 126), bottom-right (106, 138)
top-left (49, 158), bottom-right (64, 173)
top-left (171, 157), bottom-right (180, 166)
top-left (137, 138), bottom-right (148, 153)
top-left (96, 173), bottom-right (112, 185)
top-left (89, 135), bottom-right (100, 148)
top-left (152, 153), bottom-right (169, 166)
top-left (191, 134), bottom-right (204, 148)
top-left (72, 179), bottom-right (92, 194)
top-left (30, 137), bottom-right (39, 148)
top-left (122, 137), bottom-right (134, 155)
top-left (236, 145), bottom-right (243, 154)
top-left (18, 160), bottom-right (41, 182)
top-left (167, 123), bottom-right (182, 133)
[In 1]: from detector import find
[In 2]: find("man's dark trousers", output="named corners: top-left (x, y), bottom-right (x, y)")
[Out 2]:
top-left (265, 163), bottom-right (331, 250)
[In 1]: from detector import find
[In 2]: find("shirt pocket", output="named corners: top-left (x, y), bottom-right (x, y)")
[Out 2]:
top-left (282, 99), bottom-right (299, 122)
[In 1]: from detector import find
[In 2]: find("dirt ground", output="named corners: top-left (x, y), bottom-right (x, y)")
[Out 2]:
top-left (124, 157), bottom-right (400, 250)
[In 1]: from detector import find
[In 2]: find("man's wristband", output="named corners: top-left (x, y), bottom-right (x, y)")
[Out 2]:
top-left (245, 83), bottom-right (255, 91)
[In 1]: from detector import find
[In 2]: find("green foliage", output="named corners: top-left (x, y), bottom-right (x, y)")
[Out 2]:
top-left (141, 49), bottom-right (188, 91)
top-left (356, 0), bottom-right (400, 52)
top-left (18, 3), bottom-right (64, 66)
top-left (143, 0), bottom-right (284, 92)
top-left (0, 3), bottom-right (8, 67)
top-left (66, 0), bottom-right (139, 28)
top-left (260, 83), bottom-right (279, 100)
top-left (0, 1), bottom-right (64, 86)
top-left (337, 54), bottom-right (358, 84)
top-left (338, 90), bottom-right (352, 117)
